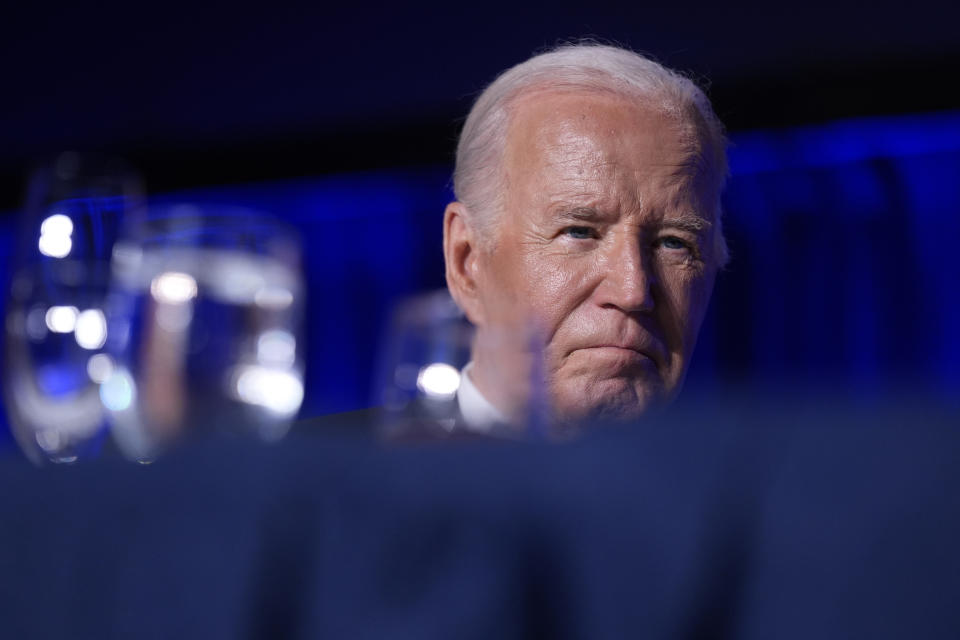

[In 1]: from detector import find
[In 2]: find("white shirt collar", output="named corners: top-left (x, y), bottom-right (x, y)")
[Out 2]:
top-left (456, 362), bottom-right (511, 433)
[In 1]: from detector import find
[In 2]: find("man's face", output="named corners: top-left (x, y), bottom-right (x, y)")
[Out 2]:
top-left (470, 90), bottom-right (720, 423)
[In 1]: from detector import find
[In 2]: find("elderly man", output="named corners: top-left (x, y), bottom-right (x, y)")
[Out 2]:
top-left (444, 43), bottom-right (728, 429)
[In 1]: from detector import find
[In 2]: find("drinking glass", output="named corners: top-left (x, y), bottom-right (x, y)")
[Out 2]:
top-left (101, 204), bottom-right (305, 462)
top-left (374, 289), bottom-right (552, 442)
top-left (2, 152), bottom-right (143, 464)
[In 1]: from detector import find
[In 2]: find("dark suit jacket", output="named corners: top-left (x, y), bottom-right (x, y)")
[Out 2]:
top-left (295, 403), bottom-right (517, 443)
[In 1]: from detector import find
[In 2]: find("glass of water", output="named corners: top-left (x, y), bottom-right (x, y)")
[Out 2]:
top-left (374, 289), bottom-right (553, 442)
top-left (101, 203), bottom-right (305, 462)
top-left (2, 152), bottom-right (143, 464)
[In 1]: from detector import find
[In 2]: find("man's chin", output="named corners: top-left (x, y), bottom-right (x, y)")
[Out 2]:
top-left (549, 377), bottom-right (667, 426)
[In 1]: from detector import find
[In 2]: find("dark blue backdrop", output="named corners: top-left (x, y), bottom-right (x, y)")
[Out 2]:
top-left (1, 109), bottom-right (958, 450)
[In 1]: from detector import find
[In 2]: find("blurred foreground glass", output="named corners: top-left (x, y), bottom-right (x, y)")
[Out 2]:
top-left (3, 153), bottom-right (143, 464)
top-left (102, 205), bottom-right (304, 462)
top-left (375, 289), bottom-right (551, 442)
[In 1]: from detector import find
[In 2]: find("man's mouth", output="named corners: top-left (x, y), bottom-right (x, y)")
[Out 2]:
top-left (574, 345), bottom-right (659, 367)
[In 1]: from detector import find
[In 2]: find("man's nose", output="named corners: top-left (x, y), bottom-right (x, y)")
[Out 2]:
top-left (596, 234), bottom-right (655, 313)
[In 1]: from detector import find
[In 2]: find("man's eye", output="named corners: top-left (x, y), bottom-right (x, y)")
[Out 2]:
top-left (563, 226), bottom-right (595, 240)
top-left (659, 236), bottom-right (689, 250)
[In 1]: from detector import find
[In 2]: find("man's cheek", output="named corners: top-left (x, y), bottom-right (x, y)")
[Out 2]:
top-left (659, 275), bottom-right (704, 330)
top-left (678, 275), bottom-right (714, 337)
top-left (482, 261), bottom-right (524, 321)
top-left (514, 268), bottom-right (571, 322)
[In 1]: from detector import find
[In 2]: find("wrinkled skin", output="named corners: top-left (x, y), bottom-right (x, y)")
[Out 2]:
top-left (445, 90), bottom-right (720, 425)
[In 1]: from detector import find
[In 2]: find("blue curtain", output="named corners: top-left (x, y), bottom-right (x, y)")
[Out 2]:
top-left (690, 111), bottom-right (960, 398)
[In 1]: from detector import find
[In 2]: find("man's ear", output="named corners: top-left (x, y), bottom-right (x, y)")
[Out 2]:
top-left (443, 201), bottom-right (486, 325)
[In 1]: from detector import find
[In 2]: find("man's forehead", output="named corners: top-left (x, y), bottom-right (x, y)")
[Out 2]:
top-left (504, 89), bottom-right (708, 174)
top-left (508, 89), bottom-right (698, 135)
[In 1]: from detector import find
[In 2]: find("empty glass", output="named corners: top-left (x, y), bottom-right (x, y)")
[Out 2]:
top-left (2, 153), bottom-right (143, 464)
top-left (101, 204), bottom-right (305, 462)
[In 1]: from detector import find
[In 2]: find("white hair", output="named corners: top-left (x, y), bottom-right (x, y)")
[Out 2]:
top-left (453, 43), bottom-right (730, 266)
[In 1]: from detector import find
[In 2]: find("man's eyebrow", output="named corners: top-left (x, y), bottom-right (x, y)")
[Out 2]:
top-left (552, 208), bottom-right (714, 232)
top-left (660, 214), bottom-right (712, 234)
top-left (554, 206), bottom-right (609, 222)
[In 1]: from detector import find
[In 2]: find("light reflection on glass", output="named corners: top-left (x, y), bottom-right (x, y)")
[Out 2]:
top-left (45, 306), bottom-right (79, 333)
top-left (38, 234), bottom-right (72, 258)
top-left (34, 430), bottom-right (78, 464)
top-left (102, 366), bottom-right (154, 463)
top-left (100, 368), bottom-right (136, 412)
top-left (74, 309), bottom-right (107, 350)
top-left (256, 329), bottom-right (296, 367)
top-left (40, 213), bottom-right (74, 237)
top-left (416, 362), bottom-right (461, 399)
top-left (254, 287), bottom-right (294, 310)
top-left (211, 256), bottom-right (264, 304)
top-left (86, 353), bottom-right (114, 384)
top-left (35, 429), bottom-right (64, 455)
top-left (38, 213), bottom-right (75, 258)
top-left (150, 272), bottom-right (198, 305)
top-left (231, 365), bottom-right (303, 416)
